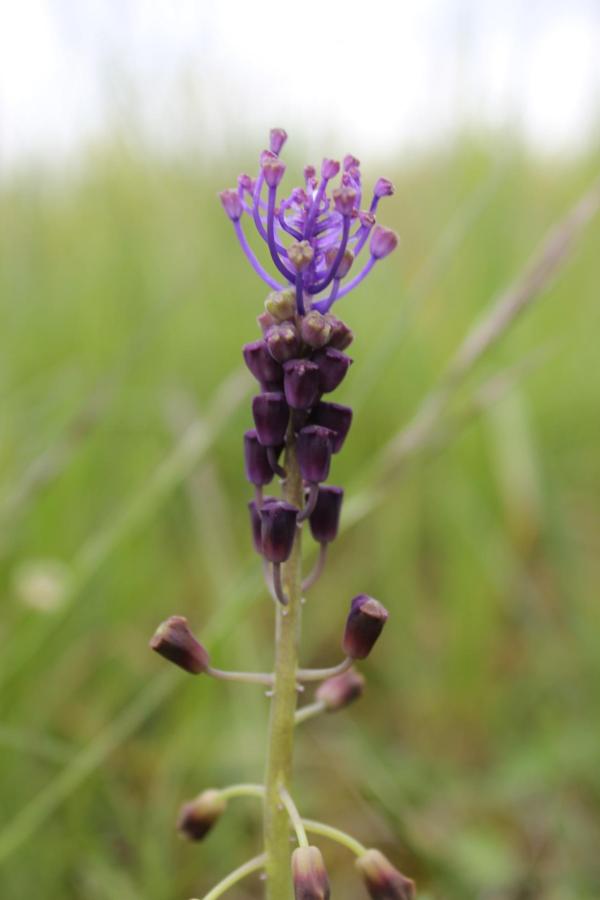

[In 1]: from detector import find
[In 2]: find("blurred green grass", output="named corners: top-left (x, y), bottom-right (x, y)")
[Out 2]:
top-left (1, 134), bottom-right (599, 899)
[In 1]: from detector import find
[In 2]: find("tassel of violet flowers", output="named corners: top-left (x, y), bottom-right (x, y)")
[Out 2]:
top-left (149, 128), bottom-right (415, 900)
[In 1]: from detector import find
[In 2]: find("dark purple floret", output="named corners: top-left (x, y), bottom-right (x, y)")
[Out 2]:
top-left (150, 616), bottom-right (210, 674)
top-left (177, 790), bottom-right (227, 842)
top-left (252, 392), bottom-right (289, 447)
top-left (220, 129), bottom-right (398, 315)
top-left (283, 359), bottom-right (321, 410)
top-left (311, 401), bottom-right (353, 453)
top-left (243, 340), bottom-right (283, 389)
top-left (244, 429), bottom-right (274, 486)
top-left (300, 311), bottom-right (332, 349)
top-left (342, 595), bottom-right (389, 660)
top-left (309, 486), bottom-right (344, 544)
top-left (260, 501), bottom-right (298, 563)
top-left (296, 425), bottom-right (334, 484)
top-left (312, 347), bottom-right (353, 393)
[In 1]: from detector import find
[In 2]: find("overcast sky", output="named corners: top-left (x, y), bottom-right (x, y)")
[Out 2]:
top-left (1, 0), bottom-right (599, 168)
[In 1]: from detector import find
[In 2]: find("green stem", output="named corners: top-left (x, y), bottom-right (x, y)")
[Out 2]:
top-left (301, 818), bottom-right (367, 857)
top-left (279, 787), bottom-right (309, 848)
top-left (294, 700), bottom-right (327, 726)
top-left (219, 783), bottom-right (265, 802)
top-left (263, 436), bottom-right (304, 900)
top-left (196, 853), bottom-right (266, 900)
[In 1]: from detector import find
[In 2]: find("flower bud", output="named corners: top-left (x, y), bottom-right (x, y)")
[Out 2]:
top-left (150, 616), bottom-right (210, 674)
top-left (304, 164), bottom-right (316, 183)
top-left (238, 173), bottom-right (254, 193)
top-left (325, 316), bottom-right (354, 351)
top-left (292, 846), bottom-right (330, 900)
top-left (262, 156), bottom-right (286, 188)
top-left (265, 288), bottom-right (296, 322)
top-left (243, 340), bottom-right (283, 389)
top-left (219, 189), bottom-right (243, 222)
top-left (260, 501), bottom-right (298, 562)
top-left (311, 401), bottom-right (353, 452)
top-left (296, 425), bottom-right (334, 484)
top-left (355, 849), bottom-right (415, 900)
top-left (312, 347), bottom-right (353, 393)
top-left (270, 127), bottom-right (288, 155)
top-left (257, 310), bottom-right (277, 334)
top-left (309, 486), bottom-right (343, 543)
top-left (373, 177), bottom-right (394, 199)
top-left (177, 789), bottom-right (227, 842)
top-left (252, 392), bottom-right (289, 446)
top-left (344, 154), bottom-right (360, 171)
top-left (343, 595), bottom-right (389, 660)
top-left (358, 209), bottom-right (376, 229)
top-left (325, 247), bottom-right (354, 279)
top-left (370, 225), bottom-right (399, 260)
top-left (321, 158), bottom-right (340, 180)
top-left (283, 359), bottom-right (321, 410)
top-left (316, 668), bottom-right (365, 711)
top-left (288, 240), bottom-right (315, 272)
top-left (300, 311), bottom-right (332, 349)
top-left (267, 322), bottom-right (301, 363)
top-left (332, 185), bottom-right (357, 217)
top-left (244, 429), bottom-right (274, 486)
top-left (248, 497), bottom-right (277, 553)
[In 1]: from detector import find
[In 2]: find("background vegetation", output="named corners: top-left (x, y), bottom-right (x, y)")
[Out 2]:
top-left (1, 134), bottom-right (599, 898)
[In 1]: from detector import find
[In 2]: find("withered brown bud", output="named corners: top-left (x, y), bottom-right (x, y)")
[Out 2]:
top-left (355, 849), bottom-right (416, 900)
top-left (292, 846), bottom-right (330, 900)
top-left (149, 615), bottom-right (210, 674)
top-left (316, 668), bottom-right (365, 712)
top-left (342, 595), bottom-right (389, 660)
top-left (177, 789), bottom-right (227, 841)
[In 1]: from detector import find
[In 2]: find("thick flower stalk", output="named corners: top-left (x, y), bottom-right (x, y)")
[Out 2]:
top-left (150, 130), bottom-right (414, 900)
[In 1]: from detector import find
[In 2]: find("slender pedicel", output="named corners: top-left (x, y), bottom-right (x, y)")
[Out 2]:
top-left (294, 700), bottom-right (327, 726)
top-left (193, 854), bottom-right (267, 900)
top-left (301, 543), bottom-right (327, 592)
top-left (207, 666), bottom-right (275, 686)
top-left (272, 561), bottom-right (288, 606)
top-left (296, 657), bottom-right (353, 682)
top-left (297, 482), bottom-right (320, 524)
top-left (301, 819), bottom-right (367, 857)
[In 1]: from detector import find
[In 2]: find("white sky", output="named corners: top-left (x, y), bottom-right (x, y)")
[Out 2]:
top-left (0, 0), bottom-right (599, 169)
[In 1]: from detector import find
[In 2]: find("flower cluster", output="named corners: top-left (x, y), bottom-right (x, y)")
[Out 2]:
top-left (149, 131), bottom-right (414, 900)
top-left (219, 127), bottom-right (398, 316)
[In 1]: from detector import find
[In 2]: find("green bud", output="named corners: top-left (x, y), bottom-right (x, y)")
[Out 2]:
top-left (265, 288), bottom-right (296, 321)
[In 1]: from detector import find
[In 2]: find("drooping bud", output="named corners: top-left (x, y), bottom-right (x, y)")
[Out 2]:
top-left (252, 392), bottom-right (289, 446)
top-left (343, 595), bottom-right (389, 660)
top-left (311, 401), bottom-right (353, 452)
top-left (312, 347), bottom-right (353, 393)
top-left (325, 316), bottom-right (354, 351)
top-left (177, 789), bottom-right (227, 842)
top-left (260, 501), bottom-right (298, 562)
top-left (374, 178), bottom-right (394, 199)
top-left (238, 173), bottom-right (254, 193)
top-left (309, 486), bottom-right (344, 543)
top-left (300, 311), bottom-right (332, 349)
top-left (219, 189), bottom-right (243, 222)
top-left (316, 668), bottom-right (365, 711)
top-left (321, 158), bottom-right (340, 180)
top-left (288, 240), bottom-right (315, 272)
top-left (270, 127), bottom-right (288, 155)
top-left (262, 156), bottom-right (286, 188)
top-left (267, 322), bottom-right (301, 363)
top-left (332, 185), bottom-right (357, 217)
top-left (244, 430), bottom-right (274, 486)
top-left (243, 340), bottom-right (283, 389)
top-left (325, 246), bottom-right (354, 279)
top-left (355, 849), bottom-right (415, 900)
top-left (292, 846), bottom-right (330, 900)
top-left (150, 615), bottom-right (210, 674)
top-left (283, 359), bottom-right (321, 410)
top-left (370, 225), bottom-right (399, 260)
top-left (265, 288), bottom-right (296, 322)
top-left (296, 425), bottom-right (334, 484)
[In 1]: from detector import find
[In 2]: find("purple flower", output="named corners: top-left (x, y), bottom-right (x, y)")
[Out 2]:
top-left (296, 425), bottom-right (334, 484)
top-left (150, 616), bottom-right (210, 674)
top-left (312, 347), bottom-right (353, 393)
top-left (342, 594), bottom-right (389, 660)
top-left (260, 501), bottom-right (298, 562)
top-left (243, 340), bottom-right (283, 389)
top-left (309, 485), bottom-right (344, 543)
top-left (177, 790), bottom-right (227, 842)
top-left (283, 359), bottom-right (321, 410)
top-left (244, 430), bottom-right (274, 486)
top-left (252, 392), bottom-right (289, 446)
top-left (292, 846), bottom-right (330, 900)
top-left (220, 129), bottom-right (398, 316)
top-left (355, 849), bottom-right (415, 900)
top-left (311, 401), bottom-right (353, 453)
